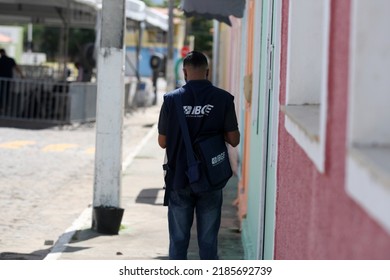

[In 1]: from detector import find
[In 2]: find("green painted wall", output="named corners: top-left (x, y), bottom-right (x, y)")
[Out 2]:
top-left (241, 0), bottom-right (278, 260)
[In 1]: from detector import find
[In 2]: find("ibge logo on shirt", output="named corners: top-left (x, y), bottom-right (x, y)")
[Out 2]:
top-left (183, 105), bottom-right (214, 117)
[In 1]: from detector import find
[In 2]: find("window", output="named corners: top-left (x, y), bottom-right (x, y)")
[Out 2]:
top-left (283, 0), bottom-right (330, 173)
top-left (346, 0), bottom-right (390, 233)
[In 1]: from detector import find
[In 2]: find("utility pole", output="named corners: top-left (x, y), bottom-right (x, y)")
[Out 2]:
top-left (27, 23), bottom-right (33, 52)
top-left (92, 0), bottom-right (126, 233)
top-left (166, 0), bottom-right (175, 91)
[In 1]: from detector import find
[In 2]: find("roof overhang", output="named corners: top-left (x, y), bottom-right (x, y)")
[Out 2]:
top-left (0, 0), bottom-right (168, 31)
top-left (125, 0), bottom-right (168, 31)
top-left (0, 0), bottom-right (98, 28)
top-left (180, 0), bottom-right (246, 26)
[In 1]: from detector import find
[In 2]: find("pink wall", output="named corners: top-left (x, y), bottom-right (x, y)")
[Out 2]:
top-left (275, 0), bottom-right (390, 259)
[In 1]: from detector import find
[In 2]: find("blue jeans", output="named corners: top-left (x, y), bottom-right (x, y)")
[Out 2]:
top-left (168, 186), bottom-right (223, 260)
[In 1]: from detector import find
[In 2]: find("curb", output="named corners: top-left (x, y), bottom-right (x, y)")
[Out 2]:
top-left (44, 123), bottom-right (158, 260)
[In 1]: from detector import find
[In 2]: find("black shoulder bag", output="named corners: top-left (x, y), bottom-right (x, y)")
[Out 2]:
top-left (173, 94), bottom-right (232, 193)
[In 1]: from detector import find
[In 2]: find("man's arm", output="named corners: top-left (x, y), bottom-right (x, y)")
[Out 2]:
top-left (14, 64), bottom-right (24, 78)
top-left (224, 130), bottom-right (240, 147)
top-left (158, 134), bottom-right (167, 149)
top-left (157, 101), bottom-right (167, 149)
top-left (224, 96), bottom-right (240, 147)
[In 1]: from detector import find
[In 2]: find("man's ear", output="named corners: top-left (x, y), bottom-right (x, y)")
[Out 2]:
top-left (206, 69), bottom-right (209, 79)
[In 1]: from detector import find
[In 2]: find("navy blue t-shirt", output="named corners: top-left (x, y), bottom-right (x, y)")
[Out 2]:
top-left (158, 80), bottom-right (238, 190)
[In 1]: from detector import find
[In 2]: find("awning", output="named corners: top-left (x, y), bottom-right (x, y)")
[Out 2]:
top-left (125, 0), bottom-right (146, 22)
top-left (0, 0), bottom-right (98, 28)
top-left (180, 0), bottom-right (246, 26)
top-left (0, 0), bottom-right (167, 31)
top-left (145, 8), bottom-right (168, 32)
top-left (124, 0), bottom-right (168, 31)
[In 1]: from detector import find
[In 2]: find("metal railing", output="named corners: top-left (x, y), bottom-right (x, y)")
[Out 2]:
top-left (0, 77), bottom-right (70, 124)
top-left (0, 76), bottom-right (153, 127)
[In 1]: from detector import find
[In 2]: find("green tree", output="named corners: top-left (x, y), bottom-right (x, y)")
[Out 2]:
top-left (30, 25), bottom-right (59, 61)
top-left (188, 17), bottom-right (213, 57)
top-left (68, 28), bottom-right (96, 62)
top-left (141, 0), bottom-right (213, 55)
top-left (162, 0), bottom-right (181, 7)
top-left (25, 25), bottom-right (95, 62)
top-left (140, 0), bottom-right (181, 8)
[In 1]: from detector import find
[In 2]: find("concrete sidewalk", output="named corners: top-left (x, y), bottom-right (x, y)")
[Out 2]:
top-left (47, 123), bottom-right (244, 260)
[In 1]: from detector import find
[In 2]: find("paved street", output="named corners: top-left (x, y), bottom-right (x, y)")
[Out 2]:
top-left (0, 78), bottom-right (243, 260)
top-left (0, 102), bottom-right (162, 260)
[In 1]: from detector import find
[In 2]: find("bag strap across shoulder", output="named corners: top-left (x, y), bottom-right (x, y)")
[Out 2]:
top-left (173, 93), bottom-right (197, 167)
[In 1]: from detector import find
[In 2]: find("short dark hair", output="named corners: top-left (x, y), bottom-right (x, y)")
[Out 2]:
top-left (183, 51), bottom-right (208, 69)
top-left (0, 49), bottom-right (6, 55)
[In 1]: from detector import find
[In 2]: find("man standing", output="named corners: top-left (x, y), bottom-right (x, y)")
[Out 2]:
top-left (0, 48), bottom-right (23, 111)
top-left (157, 51), bottom-right (240, 260)
top-left (0, 48), bottom-right (23, 79)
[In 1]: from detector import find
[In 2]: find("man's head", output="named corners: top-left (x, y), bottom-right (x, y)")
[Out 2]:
top-left (182, 51), bottom-right (209, 82)
top-left (0, 49), bottom-right (6, 56)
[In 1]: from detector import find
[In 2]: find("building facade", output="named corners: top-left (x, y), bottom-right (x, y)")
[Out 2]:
top-left (217, 0), bottom-right (390, 259)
